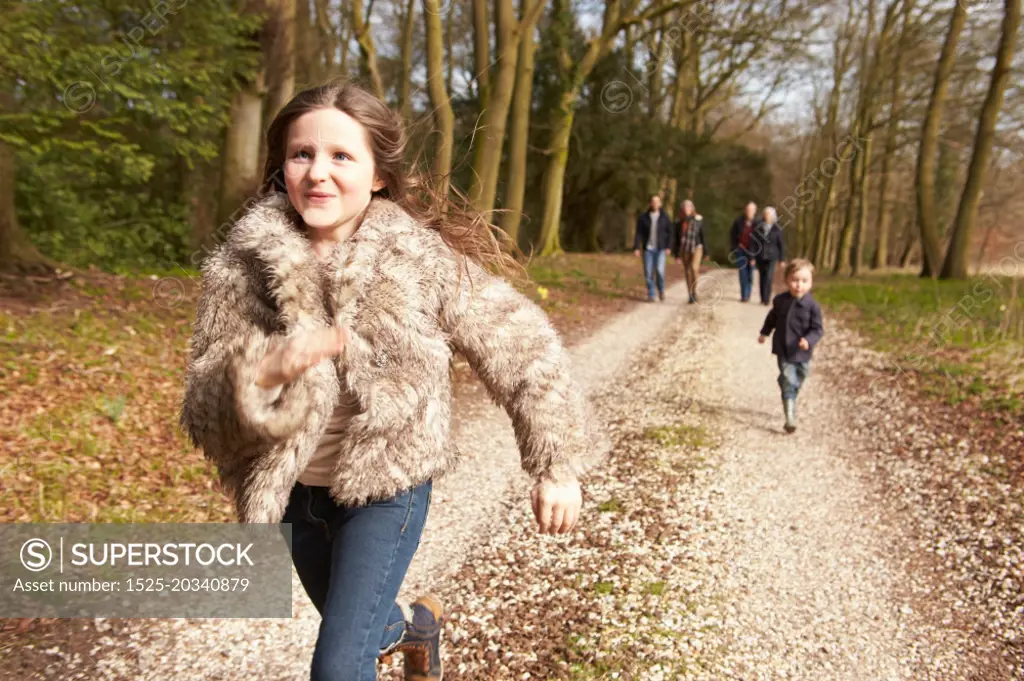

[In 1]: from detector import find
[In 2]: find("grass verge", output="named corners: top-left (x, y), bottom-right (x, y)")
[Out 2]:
top-left (0, 254), bottom-right (651, 525)
top-left (814, 273), bottom-right (1023, 422)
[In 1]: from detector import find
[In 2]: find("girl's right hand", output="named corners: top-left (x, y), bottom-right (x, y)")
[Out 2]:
top-left (255, 326), bottom-right (349, 388)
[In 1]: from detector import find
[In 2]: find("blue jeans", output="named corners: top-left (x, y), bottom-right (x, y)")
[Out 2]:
top-left (282, 480), bottom-right (432, 681)
top-left (735, 251), bottom-right (754, 301)
top-left (777, 357), bottom-right (810, 400)
top-left (643, 248), bottom-right (667, 300)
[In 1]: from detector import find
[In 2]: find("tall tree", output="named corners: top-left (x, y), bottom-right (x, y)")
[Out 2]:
top-left (872, 0), bottom-right (915, 269)
top-left (351, 0), bottom-right (385, 99)
top-left (535, 0), bottom-right (683, 256)
top-left (468, 0), bottom-right (547, 215)
top-left (424, 0), bottom-right (455, 196)
top-left (266, 0), bottom-right (297, 119)
top-left (940, 0), bottom-right (1021, 279)
top-left (219, 82), bottom-right (265, 227)
top-left (834, 0), bottom-right (902, 275)
top-left (398, 0), bottom-right (417, 119)
top-left (810, 1), bottom-right (858, 268)
top-left (499, 0), bottom-right (541, 242)
top-left (473, 0), bottom-right (492, 105)
top-left (313, 0), bottom-right (339, 77)
top-left (218, 0), bottom-right (269, 231)
top-left (0, 84), bottom-right (50, 272)
top-left (915, 0), bottom-right (966, 277)
top-left (295, 0), bottom-right (317, 85)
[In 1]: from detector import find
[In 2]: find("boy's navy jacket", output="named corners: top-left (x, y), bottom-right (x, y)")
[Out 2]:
top-left (760, 291), bottom-right (825, 363)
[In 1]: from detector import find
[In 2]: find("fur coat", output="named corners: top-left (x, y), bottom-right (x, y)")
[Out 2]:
top-left (180, 193), bottom-right (605, 524)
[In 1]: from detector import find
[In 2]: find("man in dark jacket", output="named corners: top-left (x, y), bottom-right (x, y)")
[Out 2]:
top-left (729, 201), bottom-right (758, 302)
top-left (749, 206), bottom-right (785, 305)
top-left (633, 194), bottom-right (674, 302)
top-left (758, 259), bottom-right (825, 433)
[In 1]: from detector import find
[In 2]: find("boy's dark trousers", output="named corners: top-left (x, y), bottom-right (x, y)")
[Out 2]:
top-left (777, 357), bottom-right (810, 400)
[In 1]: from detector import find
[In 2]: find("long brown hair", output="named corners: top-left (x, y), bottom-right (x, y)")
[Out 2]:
top-left (261, 80), bottom-right (521, 278)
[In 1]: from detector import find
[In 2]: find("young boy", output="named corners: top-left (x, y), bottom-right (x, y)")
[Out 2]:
top-left (758, 259), bottom-right (825, 433)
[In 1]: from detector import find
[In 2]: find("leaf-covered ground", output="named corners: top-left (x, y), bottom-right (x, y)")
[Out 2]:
top-left (0, 254), bottom-right (664, 526)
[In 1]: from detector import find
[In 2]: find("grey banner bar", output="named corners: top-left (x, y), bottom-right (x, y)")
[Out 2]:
top-left (1, 523), bottom-right (293, 618)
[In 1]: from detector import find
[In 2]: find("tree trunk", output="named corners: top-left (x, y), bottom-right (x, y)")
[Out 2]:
top-left (872, 0), bottom-right (914, 270)
top-left (398, 0), bottom-right (417, 119)
top-left (351, 0), bottom-right (385, 99)
top-left (873, 151), bottom-right (894, 270)
top-left (446, 3), bottom-right (455, 95)
top-left (668, 18), bottom-right (688, 128)
top-left (537, 90), bottom-right (576, 256)
top-left (0, 141), bottom-right (51, 273)
top-left (648, 15), bottom-right (667, 118)
top-left (916, 0), bottom-right (966, 277)
top-left (833, 146), bottom-right (861, 274)
top-left (313, 0), bottom-right (336, 75)
top-left (295, 0), bottom-right (316, 85)
top-left (792, 135), bottom-right (812, 256)
top-left (835, 0), bottom-right (883, 276)
top-left (469, 0), bottom-right (547, 216)
top-left (472, 0), bottom-right (491, 106)
top-left (339, 9), bottom-right (350, 72)
top-left (499, 0), bottom-right (540, 243)
top-left (585, 200), bottom-right (605, 252)
top-left (665, 177), bottom-right (678, 221)
top-left (940, 0), bottom-right (1020, 279)
top-left (424, 0), bottom-right (454, 196)
top-left (899, 225), bottom-right (917, 268)
top-left (535, 0), bottom-right (670, 253)
top-left (469, 0), bottom-right (516, 214)
top-left (851, 133), bottom-right (873, 275)
top-left (810, 23), bottom-right (850, 268)
top-left (218, 83), bottom-right (265, 228)
top-left (266, 0), bottom-right (296, 120)
top-left (686, 31), bottom-right (702, 135)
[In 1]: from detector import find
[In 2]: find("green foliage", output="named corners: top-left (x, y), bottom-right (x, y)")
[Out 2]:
top-left (1, 0), bottom-right (261, 269)
top-left (815, 274), bottom-right (1024, 418)
top-left (643, 424), bottom-right (713, 449)
top-left (519, 39), bottom-right (772, 255)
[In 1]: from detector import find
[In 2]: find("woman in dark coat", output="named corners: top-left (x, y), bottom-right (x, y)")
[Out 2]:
top-left (751, 206), bottom-right (785, 305)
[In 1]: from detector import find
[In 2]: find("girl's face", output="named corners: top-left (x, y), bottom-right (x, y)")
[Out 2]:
top-left (283, 107), bottom-right (384, 236)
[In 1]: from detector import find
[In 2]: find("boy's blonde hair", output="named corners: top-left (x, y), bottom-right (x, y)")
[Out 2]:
top-left (784, 258), bottom-right (815, 280)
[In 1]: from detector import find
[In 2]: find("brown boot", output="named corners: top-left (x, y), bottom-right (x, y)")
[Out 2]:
top-left (399, 595), bottom-right (444, 680)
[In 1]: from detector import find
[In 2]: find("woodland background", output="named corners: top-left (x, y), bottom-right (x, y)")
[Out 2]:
top-left (0, 0), bottom-right (1021, 277)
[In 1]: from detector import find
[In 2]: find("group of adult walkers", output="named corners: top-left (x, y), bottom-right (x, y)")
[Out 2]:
top-left (633, 196), bottom-right (786, 305)
top-left (633, 194), bottom-right (825, 438)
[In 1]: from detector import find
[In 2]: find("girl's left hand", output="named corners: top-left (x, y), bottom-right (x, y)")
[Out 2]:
top-left (798, 337), bottom-right (810, 351)
top-left (531, 479), bottom-right (582, 535)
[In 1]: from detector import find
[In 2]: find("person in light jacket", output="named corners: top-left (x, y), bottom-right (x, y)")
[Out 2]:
top-left (673, 199), bottom-right (707, 304)
top-left (180, 81), bottom-right (606, 681)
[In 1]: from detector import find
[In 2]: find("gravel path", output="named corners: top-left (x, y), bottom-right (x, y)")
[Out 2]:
top-left (671, 283), bottom-right (982, 679)
top-left (64, 281), bottom-right (687, 681)
top-left (43, 270), bottom-right (1018, 680)
top-left (420, 270), bottom-right (1013, 680)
